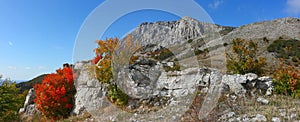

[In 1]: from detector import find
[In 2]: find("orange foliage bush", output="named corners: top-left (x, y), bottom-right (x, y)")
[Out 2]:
top-left (273, 59), bottom-right (300, 98)
top-left (33, 67), bottom-right (76, 120)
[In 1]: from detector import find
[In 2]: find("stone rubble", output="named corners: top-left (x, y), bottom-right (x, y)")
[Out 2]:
top-left (257, 97), bottom-right (269, 105)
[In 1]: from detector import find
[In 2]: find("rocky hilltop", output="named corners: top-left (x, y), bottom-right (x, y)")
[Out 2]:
top-left (130, 16), bottom-right (235, 47)
top-left (129, 17), bottom-right (300, 71)
top-left (130, 16), bottom-right (300, 48)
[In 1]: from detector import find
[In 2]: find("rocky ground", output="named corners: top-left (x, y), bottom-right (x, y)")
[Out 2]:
top-left (181, 89), bottom-right (300, 122)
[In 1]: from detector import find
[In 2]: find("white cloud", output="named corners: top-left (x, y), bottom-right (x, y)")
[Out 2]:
top-left (8, 41), bottom-right (13, 46)
top-left (286, 0), bottom-right (300, 15)
top-left (25, 67), bottom-right (31, 70)
top-left (8, 66), bottom-right (17, 70)
top-left (38, 66), bottom-right (45, 69)
top-left (209, 0), bottom-right (224, 9)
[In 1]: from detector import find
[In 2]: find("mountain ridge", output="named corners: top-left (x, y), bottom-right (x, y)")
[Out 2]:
top-left (129, 16), bottom-right (300, 52)
top-left (131, 16), bottom-right (300, 45)
top-left (127, 16), bottom-right (300, 71)
top-left (130, 16), bottom-right (235, 47)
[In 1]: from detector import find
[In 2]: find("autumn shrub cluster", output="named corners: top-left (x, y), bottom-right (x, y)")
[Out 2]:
top-left (273, 60), bottom-right (300, 98)
top-left (0, 77), bottom-right (27, 121)
top-left (226, 38), bottom-right (266, 76)
top-left (33, 67), bottom-right (75, 120)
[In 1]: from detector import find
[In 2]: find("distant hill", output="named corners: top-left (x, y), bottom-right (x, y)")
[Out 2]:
top-left (16, 74), bottom-right (47, 93)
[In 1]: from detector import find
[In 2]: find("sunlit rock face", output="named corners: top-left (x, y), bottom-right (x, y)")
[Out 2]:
top-left (72, 61), bottom-right (109, 115)
top-left (130, 16), bottom-right (231, 47)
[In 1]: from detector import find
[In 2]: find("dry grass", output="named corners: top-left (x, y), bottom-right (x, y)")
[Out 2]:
top-left (179, 85), bottom-right (300, 122)
top-left (234, 95), bottom-right (300, 121)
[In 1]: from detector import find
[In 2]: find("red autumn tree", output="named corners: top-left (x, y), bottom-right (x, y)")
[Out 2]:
top-left (33, 67), bottom-right (76, 120)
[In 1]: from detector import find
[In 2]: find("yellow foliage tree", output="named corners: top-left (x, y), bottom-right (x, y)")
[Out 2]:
top-left (94, 35), bottom-right (140, 106)
top-left (226, 38), bottom-right (266, 75)
top-left (94, 38), bottom-right (119, 83)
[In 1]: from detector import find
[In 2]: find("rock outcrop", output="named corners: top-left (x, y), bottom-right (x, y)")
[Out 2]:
top-left (117, 55), bottom-right (273, 100)
top-left (222, 73), bottom-right (273, 97)
top-left (72, 61), bottom-right (110, 115)
top-left (71, 59), bottom-right (274, 121)
top-left (19, 88), bottom-right (39, 116)
top-left (130, 16), bottom-right (234, 47)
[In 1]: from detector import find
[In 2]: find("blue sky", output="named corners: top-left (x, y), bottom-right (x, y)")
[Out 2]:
top-left (0, 0), bottom-right (299, 81)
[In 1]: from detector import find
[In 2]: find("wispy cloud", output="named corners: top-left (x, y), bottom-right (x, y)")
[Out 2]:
top-left (209, 0), bottom-right (224, 10)
top-left (8, 41), bottom-right (13, 46)
top-left (38, 66), bottom-right (45, 69)
top-left (8, 66), bottom-right (17, 70)
top-left (286, 0), bottom-right (300, 15)
top-left (25, 67), bottom-right (31, 70)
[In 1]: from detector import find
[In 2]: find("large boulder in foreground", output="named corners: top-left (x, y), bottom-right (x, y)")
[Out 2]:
top-left (116, 56), bottom-right (273, 100)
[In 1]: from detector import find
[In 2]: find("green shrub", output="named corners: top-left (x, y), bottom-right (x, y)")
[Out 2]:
top-left (0, 78), bottom-right (27, 121)
top-left (296, 52), bottom-right (300, 59)
top-left (187, 39), bottom-right (193, 43)
top-left (194, 49), bottom-right (204, 55)
top-left (226, 38), bottom-right (266, 75)
top-left (292, 57), bottom-right (298, 62)
top-left (263, 37), bottom-right (269, 43)
top-left (204, 48), bottom-right (209, 53)
top-left (163, 63), bottom-right (181, 72)
top-left (107, 85), bottom-right (128, 106)
top-left (223, 42), bottom-right (229, 47)
top-left (153, 48), bottom-right (174, 61)
top-left (267, 38), bottom-right (300, 60)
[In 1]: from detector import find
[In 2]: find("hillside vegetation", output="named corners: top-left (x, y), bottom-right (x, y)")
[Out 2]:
top-left (16, 74), bottom-right (47, 93)
top-left (0, 77), bottom-right (27, 121)
top-left (267, 38), bottom-right (300, 66)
